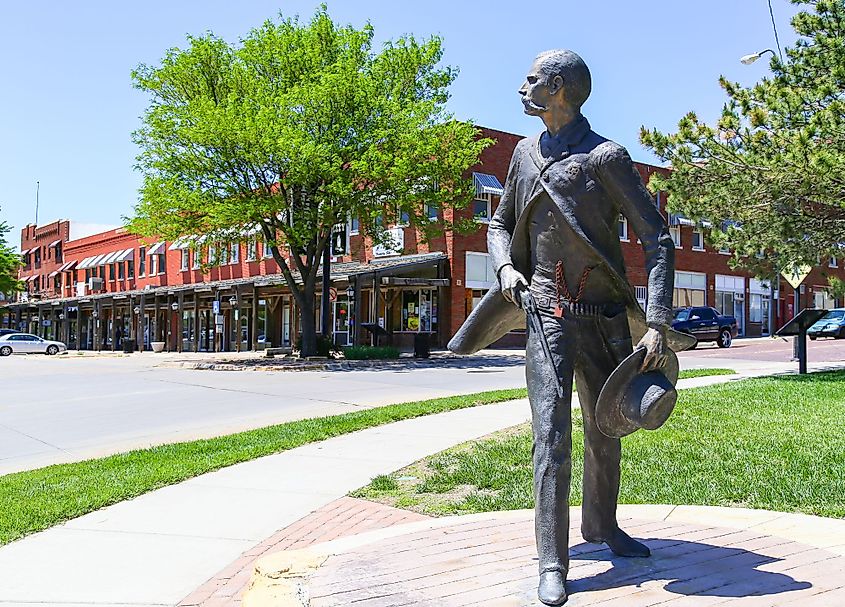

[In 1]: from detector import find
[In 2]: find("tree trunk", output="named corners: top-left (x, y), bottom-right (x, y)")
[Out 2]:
top-left (298, 285), bottom-right (318, 357)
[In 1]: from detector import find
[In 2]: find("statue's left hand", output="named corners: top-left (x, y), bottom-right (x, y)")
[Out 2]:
top-left (636, 327), bottom-right (668, 372)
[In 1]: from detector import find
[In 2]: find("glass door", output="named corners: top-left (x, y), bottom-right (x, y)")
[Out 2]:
top-left (333, 297), bottom-right (351, 346)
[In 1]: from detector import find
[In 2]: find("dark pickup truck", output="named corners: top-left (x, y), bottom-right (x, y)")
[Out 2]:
top-left (671, 306), bottom-right (739, 348)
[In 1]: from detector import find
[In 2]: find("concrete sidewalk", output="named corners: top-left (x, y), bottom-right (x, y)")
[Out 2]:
top-left (0, 363), bottom-right (842, 606)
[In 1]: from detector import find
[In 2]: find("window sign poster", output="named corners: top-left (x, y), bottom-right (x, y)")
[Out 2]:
top-left (408, 302), bottom-right (415, 313)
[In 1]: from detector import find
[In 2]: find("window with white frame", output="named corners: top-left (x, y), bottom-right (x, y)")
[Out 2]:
top-left (830, 257), bottom-right (838, 268)
top-left (191, 248), bottom-right (201, 269)
top-left (156, 252), bottom-right (165, 274)
top-left (349, 216), bottom-right (360, 235)
top-left (139, 247), bottom-right (146, 276)
top-left (208, 244), bottom-right (217, 266)
top-left (180, 249), bottom-right (189, 271)
top-left (424, 203), bottom-right (438, 221)
top-left (669, 226), bottom-right (681, 248)
top-left (465, 252), bottom-right (497, 289)
top-left (263, 240), bottom-right (273, 258)
top-left (692, 229), bottom-right (704, 250)
top-left (673, 271), bottom-right (707, 307)
top-left (219, 243), bottom-right (229, 265)
top-left (618, 215), bottom-right (628, 241)
top-left (230, 242), bottom-right (239, 264)
top-left (473, 193), bottom-right (493, 222)
top-left (397, 207), bottom-right (410, 226)
top-left (814, 288), bottom-right (836, 309)
top-left (246, 239), bottom-right (257, 261)
top-left (635, 285), bottom-right (647, 310)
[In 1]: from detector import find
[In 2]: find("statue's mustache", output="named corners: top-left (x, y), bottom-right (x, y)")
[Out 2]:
top-left (522, 97), bottom-right (547, 112)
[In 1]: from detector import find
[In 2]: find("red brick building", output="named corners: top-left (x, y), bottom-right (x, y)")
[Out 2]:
top-left (3, 126), bottom-right (843, 351)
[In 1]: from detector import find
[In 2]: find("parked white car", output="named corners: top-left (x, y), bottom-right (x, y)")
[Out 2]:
top-left (0, 333), bottom-right (67, 356)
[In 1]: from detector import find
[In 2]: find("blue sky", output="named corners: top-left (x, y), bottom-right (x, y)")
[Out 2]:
top-left (0, 1), bottom-right (801, 247)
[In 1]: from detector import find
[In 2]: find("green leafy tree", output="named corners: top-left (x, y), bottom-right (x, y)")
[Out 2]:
top-left (0, 210), bottom-right (22, 296)
top-left (828, 276), bottom-right (845, 300)
top-left (641, 0), bottom-right (845, 276)
top-left (129, 7), bottom-right (489, 355)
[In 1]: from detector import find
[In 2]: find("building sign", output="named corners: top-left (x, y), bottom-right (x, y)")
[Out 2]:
top-left (372, 227), bottom-right (404, 258)
top-left (331, 223), bottom-right (348, 256)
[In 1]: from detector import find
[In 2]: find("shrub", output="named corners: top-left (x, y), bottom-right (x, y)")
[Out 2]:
top-left (342, 345), bottom-right (400, 360)
top-left (295, 335), bottom-right (340, 358)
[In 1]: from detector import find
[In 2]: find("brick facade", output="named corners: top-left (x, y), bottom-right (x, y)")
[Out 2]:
top-left (4, 125), bottom-right (844, 349)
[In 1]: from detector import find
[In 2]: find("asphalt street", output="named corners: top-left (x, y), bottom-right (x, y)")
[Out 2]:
top-left (0, 352), bottom-right (526, 475)
top-left (1, 336), bottom-right (842, 476)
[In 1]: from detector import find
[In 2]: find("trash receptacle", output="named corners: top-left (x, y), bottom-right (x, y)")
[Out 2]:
top-left (123, 339), bottom-right (136, 354)
top-left (413, 333), bottom-right (430, 359)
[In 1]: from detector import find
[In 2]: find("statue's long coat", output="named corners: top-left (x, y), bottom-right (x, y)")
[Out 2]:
top-left (448, 117), bottom-right (695, 354)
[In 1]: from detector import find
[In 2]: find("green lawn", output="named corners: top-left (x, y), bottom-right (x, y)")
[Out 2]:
top-left (0, 366), bottom-right (736, 547)
top-left (0, 388), bottom-right (526, 546)
top-left (353, 371), bottom-right (845, 519)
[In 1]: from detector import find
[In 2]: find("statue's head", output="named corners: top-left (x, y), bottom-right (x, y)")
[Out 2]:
top-left (519, 49), bottom-right (591, 116)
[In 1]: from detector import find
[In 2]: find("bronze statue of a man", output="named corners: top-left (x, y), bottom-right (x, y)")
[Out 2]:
top-left (448, 49), bottom-right (692, 605)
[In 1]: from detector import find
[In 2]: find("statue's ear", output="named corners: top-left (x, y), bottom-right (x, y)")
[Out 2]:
top-left (549, 74), bottom-right (564, 95)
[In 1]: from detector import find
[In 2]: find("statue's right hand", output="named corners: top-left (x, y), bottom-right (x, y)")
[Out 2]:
top-left (499, 265), bottom-right (529, 308)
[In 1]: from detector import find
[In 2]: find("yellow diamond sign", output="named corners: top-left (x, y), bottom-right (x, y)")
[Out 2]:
top-left (781, 265), bottom-right (812, 289)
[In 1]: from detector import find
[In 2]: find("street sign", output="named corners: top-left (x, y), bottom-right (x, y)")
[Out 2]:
top-left (328, 287), bottom-right (338, 302)
top-left (781, 265), bottom-right (812, 289)
top-left (331, 223), bottom-right (347, 255)
top-left (212, 300), bottom-right (220, 314)
top-left (776, 308), bottom-right (827, 375)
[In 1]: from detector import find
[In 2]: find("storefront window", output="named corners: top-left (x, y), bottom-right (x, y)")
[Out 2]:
top-left (257, 299), bottom-right (267, 345)
top-left (749, 293), bottom-right (762, 323)
top-left (182, 311), bottom-right (195, 348)
top-left (398, 289), bottom-right (437, 332)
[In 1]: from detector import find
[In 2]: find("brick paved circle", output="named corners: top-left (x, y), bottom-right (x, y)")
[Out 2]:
top-left (301, 509), bottom-right (845, 606)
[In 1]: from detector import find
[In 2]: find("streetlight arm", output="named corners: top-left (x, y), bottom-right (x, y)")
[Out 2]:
top-left (740, 48), bottom-right (776, 65)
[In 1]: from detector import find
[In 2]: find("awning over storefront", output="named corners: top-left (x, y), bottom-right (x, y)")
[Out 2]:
top-left (168, 238), bottom-right (191, 251)
top-left (77, 256), bottom-right (92, 269)
top-left (116, 248), bottom-right (135, 262)
top-left (48, 239), bottom-right (61, 247)
top-left (58, 260), bottom-right (78, 272)
top-left (669, 213), bottom-right (696, 227)
top-left (380, 277), bottom-right (450, 287)
top-left (473, 172), bottom-right (505, 196)
top-left (147, 241), bottom-right (166, 255)
top-left (48, 271), bottom-right (59, 278)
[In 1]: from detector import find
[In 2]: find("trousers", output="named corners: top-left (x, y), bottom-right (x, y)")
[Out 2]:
top-left (525, 299), bottom-right (633, 575)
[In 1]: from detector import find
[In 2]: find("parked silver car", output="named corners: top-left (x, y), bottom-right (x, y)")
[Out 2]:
top-left (0, 333), bottom-right (67, 356)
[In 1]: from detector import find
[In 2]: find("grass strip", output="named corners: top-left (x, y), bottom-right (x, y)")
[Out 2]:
top-left (0, 388), bottom-right (526, 546)
top-left (0, 367), bottom-right (734, 545)
top-left (354, 371), bottom-right (845, 519)
top-left (676, 367), bottom-right (735, 379)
